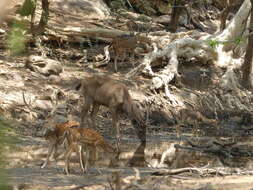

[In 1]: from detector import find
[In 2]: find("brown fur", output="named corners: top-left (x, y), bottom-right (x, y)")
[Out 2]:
top-left (64, 127), bottom-right (117, 175)
top-left (41, 120), bottom-right (80, 169)
top-left (110, 34), bottom-right (138, 72)
top-left (80, 75), bottom-right (145, 150)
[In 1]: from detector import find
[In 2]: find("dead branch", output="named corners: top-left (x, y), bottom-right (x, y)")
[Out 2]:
top-left (48, 26), bottom-right (132, 39)
top-left (22, 91), bottom-right (44, 117)
top-left (152, 167), bottom-right (230, 176)
top-left (185, 139), bottom-right (214, 149)
top-left (212, 141), bottom-right (237, 148)
top-left (91, 45), bottom-right (111, 68)
top-left (126, 37), bottom-right (217, 103)
top-left (174, 144), bottom-right (233, 158)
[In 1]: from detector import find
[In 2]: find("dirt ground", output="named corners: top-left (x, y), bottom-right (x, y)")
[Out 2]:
top-left (5, 134), bottom-right (253, 190)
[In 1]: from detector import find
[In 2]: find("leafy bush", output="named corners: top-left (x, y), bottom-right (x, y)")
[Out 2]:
top-left (0, 117), bottom-right (17, 189)
top-left (17, 0), bottom-right (37, 17)
top-left (7, 21), bottom-right (27, 55)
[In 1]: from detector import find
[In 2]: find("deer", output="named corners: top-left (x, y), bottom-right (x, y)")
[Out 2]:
top-left (20, 91), bottom-right (82, 169)
top-left (64, 127), bottom-right (118, 175)
top-left (78, 75), bottom-right (146, 152)
top-left (110, 34), bottom-right (139, 72)
top-left (41, 120), bottom-right (81, 169)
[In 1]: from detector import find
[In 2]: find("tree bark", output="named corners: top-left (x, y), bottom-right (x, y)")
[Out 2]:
top-left (217, 0), bottom-right (251, 49)
top-left (242, 0), bottom-right (253, 89)
top-left (33, 0), bottom-right (49, 35)
top-left (214, 0), bottom-right (251, 68)
top-left (169, 0), bottom-right (183, 33)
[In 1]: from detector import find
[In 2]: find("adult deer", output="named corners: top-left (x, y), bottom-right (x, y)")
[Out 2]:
top-left (78, 75), bottom-right (146, 151)
top-left (110, 34), bottom-right (139, 72)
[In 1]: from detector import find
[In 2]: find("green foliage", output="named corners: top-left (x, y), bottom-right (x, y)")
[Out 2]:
top-left (17, 0), bottom-right (37, 16)
top-left (7, 21), bottom-right (27, 55)
top-left (234, 36), bottom-right (244, 45)
top-left (0, 117), bottom-right (17, 189)
top-left (167, 2), bottom-right (172, 9)
top-left (207, 39), bottom-right (219, 49)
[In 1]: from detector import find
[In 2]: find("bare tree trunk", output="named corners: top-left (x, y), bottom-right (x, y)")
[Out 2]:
top-left (220, 3), bottom-right (230, 31)
top-left (215, 0), bottom-right (251, 67)
top-left (169, 0), bottom-right (184, 32)
top-left (217, 0), bottom-right (251, 48)
top-left (30, 3), bottom-right (36, 30)
top-left (242, 0), bottom-right (253, 89)
top-left (103, 0), bottom-right (111, 7)
top-left (33, 0), bottom-right (49, 35)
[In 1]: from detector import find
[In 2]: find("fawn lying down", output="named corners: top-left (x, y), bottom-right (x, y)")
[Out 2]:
top-left (78, 75), bottom-right (146, 151)
top-left (41, 120), bottom-right (80, 169)
top-left (64, 127), bottom-right (118, 175)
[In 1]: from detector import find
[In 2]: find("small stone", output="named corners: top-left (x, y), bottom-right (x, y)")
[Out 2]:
top-left (34, 100), bottom-right (53, 110)
top-left (0, 28), bottom-right (5, 34)
top-left (48, 75), bottom-right (61, 84)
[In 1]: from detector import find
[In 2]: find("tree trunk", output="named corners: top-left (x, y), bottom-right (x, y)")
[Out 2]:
top-left (215, 0), bottom-right (251, 67)
top-left (103, 0), bottom-right (111, 7)
top-left (217, 0), bottom-right (251, 49)
top-left (220, 3), bottom-right (230, 31)
top-left (169, 0), bottom-right (183, 33)
top-left (242, 0), bottom-right (253, 89)
top-left (33, 0), bottom-right (49, 35)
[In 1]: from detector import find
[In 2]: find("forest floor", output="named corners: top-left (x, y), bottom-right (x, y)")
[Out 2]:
top-left (4, 133), bottom-right (253, 190)
top-left (1, 0), bottom-right (253, 190)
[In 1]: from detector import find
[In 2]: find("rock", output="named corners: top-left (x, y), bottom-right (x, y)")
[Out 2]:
top-left (34, 100), bottom-right (53, 111)
top-left (25, 55), bottom-right (63, 76)
top-left (48, 75), bottom-right (62, 84)
top-left (93, 54), bottom-right (104, 62)
top-left (0, 28), bottom-right (5, 34)
top-left (153, 15), bottom-right (170, 25)
top-left (52, 0), bottom-right (110, 19)
top-left (53, 114), bottom-right (68, 123)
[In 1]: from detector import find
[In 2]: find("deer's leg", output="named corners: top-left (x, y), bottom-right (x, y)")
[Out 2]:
top-left (41, 142), bottom-right (55, 169)
top-left (90, 103), bottom-right (100, 129)
top-left (121, 52), bottom-right (126, 65)
top-left (132, 121), bottom-right (147, 145)
top-left (64, 144), bottom-right (75, 175)
top-left (114, 54), bottom-right (118, 72)
top-left (111, 108), bottom-right (120, 152)
top-left (90, 146), bottom-right (101, 174)
top-left (77, 145), bottom-right (86, 173)
top-left (63, 137), bottom-right (69, 151)
top-left (88, 146), bottom-right (98, 167)
top-left (53, 141), bottom-right (61, 161)
top-left (81, 96), bottom-right (92, 127)
top-left (130, 51), bottom-right (135, 68)
top-left (84, 149), bottom-right (89, 172)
